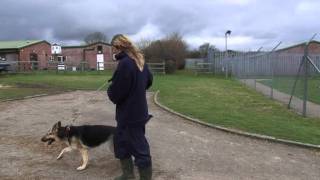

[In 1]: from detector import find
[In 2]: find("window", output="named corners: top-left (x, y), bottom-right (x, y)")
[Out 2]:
top-left (57, 56), bottom-right (64, 63)
top-left (97, 45), bottom-right (103, 54)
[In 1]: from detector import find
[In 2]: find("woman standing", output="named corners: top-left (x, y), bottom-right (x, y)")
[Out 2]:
top-left (107, 34), bottom-right (153, 180)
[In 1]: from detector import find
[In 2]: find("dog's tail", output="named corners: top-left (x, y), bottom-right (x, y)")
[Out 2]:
top-left (108, 134), bottom-right (114, 153)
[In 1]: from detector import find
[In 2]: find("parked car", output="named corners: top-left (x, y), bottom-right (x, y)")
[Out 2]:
top-left (0, 62), bottom-right (10, 72)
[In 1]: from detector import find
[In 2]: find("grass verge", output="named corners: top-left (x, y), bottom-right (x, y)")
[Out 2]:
top-left (1, 71), bottom-right (320, 145)
top-left (152, 72), bottom-right (320, 145)
top-left (260, 76), bottom-right (320, 104)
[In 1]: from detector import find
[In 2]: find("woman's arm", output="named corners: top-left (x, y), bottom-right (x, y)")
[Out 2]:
top-left (146, 65), bottom-right (153, 90)
top-left (107, 61), bottom-right (133, 104)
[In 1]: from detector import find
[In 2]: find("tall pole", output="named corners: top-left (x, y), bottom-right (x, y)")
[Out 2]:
top-left (225, 34), bottom-right (228, 53)
top-left (225, 30), bottom-right (231, 78)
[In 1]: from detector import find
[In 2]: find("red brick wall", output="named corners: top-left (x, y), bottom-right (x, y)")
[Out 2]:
top-left (279, 42), bottom-right (320, 54)
top-left (61, 47), bottom-right (83, 66)
top-left (19, 42), bottom-right (51, 70)
top-left (62, 43), bottom-right (112, 69)
top-left (86, 43), bottom-right (112, 69)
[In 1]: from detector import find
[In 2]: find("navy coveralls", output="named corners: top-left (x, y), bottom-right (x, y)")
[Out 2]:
top-left (107, 51), bottom-right (153, 168)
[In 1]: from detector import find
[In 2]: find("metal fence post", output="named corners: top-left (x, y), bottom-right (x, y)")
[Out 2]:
top-left (287, 34), bottom-right (317, 115)
top-left (270, 55), bottom-right (274, 99)
top-left (268, 42), bottom-right (282, 99)
top-left (303, 55), bottom-right (308, 117)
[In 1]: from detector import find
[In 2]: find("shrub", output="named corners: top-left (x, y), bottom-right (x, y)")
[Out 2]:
top-left (139, 32), bottom-right (188, 72)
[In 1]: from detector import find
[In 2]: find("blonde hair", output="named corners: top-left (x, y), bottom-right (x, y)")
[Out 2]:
top-left (111, 34), bottom-right (145, 71)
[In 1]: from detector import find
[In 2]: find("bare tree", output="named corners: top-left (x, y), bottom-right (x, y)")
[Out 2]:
top-left (187, 49), bottom-right (201, 58)
top-left (84, 32), bottom-right (109, 44)
top-left (199, 43), bottom-right (219, 58)
top-left (162, 32), bottom-right (188, 69)
top-left (199, 43), bottom-right (210, 58)
top-left (141, 32), bottom-right (188, 73)
top-left (136, 38), bottom-right (152, 51)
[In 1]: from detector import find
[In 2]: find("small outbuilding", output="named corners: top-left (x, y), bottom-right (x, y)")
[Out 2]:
top-left (0, 40), bottom-right (51, 70)
top-left (61, 42), bottom-right (112, 70)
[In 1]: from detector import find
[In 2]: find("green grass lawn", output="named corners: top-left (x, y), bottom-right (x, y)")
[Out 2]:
top-left (0, 71), bottom-right (112, 99)
top-left (0, 87), bottom-right (59, 100)
top-left (1, 71), bottom-right (320, 145)
top-left (152, 72), bottom-right (320, 145)
top-left (260, 76), bottom-right (320, 104)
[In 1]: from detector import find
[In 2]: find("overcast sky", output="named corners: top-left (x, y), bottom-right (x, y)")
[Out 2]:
top-left (0, 0), bottom-right (319, 50)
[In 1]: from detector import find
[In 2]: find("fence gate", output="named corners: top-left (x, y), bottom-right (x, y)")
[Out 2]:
top-left (147, 61), bottom-right (165, 74)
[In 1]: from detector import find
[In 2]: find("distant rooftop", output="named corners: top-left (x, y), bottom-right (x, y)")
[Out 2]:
top-left (277, 40), bottom-right (320, 52)
top-left (62, 41), bottom-right (111, 48)
top-left (0, 40), bottom-right (45, 50)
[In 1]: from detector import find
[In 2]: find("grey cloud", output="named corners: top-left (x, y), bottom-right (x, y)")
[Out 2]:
top-left (0, 0), bottom-right (319, 50)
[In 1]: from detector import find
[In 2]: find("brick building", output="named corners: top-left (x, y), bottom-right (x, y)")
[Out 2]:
top-left (277, 40), bottom-right (320, 54)
top-left (0, 40), bottom-right (51, 70)
top-left (61, 42), bottom-right (112, 70)
top-left (0, 40), bottom-right (113, 71)
top-left (272, 40), bottom-right (320, 76)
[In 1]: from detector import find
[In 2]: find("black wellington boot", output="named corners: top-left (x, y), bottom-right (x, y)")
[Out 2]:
top-left (114, 158), bottom-right (135, 180)
top-left (138, 166), bottom-right (152, 180)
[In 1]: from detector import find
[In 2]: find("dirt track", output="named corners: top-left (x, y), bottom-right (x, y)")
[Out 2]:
top-left (0, 91), bottom-right (319, 180)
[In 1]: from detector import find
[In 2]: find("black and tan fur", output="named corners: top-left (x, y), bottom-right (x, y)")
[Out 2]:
top-left (41, 121), bottom-right (115, 170)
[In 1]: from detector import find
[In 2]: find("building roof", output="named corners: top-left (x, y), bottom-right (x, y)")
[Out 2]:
top-left (0, 40), bottom-right (50, 50)
top-left (62, 41), bottom-right (111, 49)
top-left (276, 40), bottom-right (320, 52)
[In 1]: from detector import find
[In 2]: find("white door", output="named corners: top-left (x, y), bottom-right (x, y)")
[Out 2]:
top-left (97, 54), bottom-right (104, 70)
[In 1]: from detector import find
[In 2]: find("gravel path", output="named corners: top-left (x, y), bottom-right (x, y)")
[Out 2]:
top-left (0, 91), bottom-right (319, 180)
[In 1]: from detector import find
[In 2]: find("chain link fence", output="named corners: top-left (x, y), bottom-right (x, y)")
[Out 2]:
top-left (204, 39), bottom-right (320, 117)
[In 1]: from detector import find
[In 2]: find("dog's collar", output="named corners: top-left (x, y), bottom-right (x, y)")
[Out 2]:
top-left (65, 125), bottom-right (72, 145)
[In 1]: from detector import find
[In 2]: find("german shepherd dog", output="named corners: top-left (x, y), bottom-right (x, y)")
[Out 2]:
top-left (41, 121), bottom-right (116, 170)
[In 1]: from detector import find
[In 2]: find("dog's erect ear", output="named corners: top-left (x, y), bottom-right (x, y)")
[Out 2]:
top-left (52, 121), bottom-right (62, 130)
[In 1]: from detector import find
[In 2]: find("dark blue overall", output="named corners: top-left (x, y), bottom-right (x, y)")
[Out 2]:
top-left (107, 51), bottom-right (153, 168)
